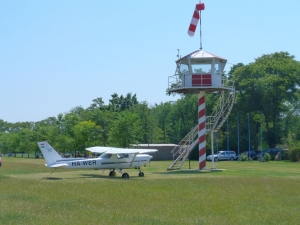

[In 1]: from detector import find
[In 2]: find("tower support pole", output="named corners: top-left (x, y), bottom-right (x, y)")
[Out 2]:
top-left (198, 91), bottom-right (206, 170)
top-left (211, 130), bottom-right (215, 169)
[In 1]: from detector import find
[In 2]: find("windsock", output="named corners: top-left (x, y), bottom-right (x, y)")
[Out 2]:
top-left (188, 3), bottom-right (205, 37)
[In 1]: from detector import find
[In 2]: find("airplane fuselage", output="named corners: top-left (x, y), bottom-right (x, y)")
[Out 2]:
top-left (48, 153), bottom-right (152, 169)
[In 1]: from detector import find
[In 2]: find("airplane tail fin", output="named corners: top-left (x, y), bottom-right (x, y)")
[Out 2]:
top-left (37, 141), bottom-right (62, 167)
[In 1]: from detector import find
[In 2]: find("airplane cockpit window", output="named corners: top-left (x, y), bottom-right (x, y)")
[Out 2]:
top-left (100, 153), bottom-right (112, 159)
top-left (117, 154), bottom-right (129, 159)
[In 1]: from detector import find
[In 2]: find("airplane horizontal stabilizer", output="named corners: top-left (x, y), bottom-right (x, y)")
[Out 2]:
top-left (49, 163), bottom-right (68, 168)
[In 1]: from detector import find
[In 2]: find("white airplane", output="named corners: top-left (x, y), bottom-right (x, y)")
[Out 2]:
top-left (37, 141), bottom-right (157, 179)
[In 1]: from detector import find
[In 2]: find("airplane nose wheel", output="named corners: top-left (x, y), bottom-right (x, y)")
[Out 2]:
top-left (122, 173), bottom-right (129, 179)
top-left (138, 172), bottom-right (144, 177)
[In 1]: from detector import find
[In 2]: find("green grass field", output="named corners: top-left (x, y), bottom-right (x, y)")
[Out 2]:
top-left (0, 157), bottom-right (300, 225)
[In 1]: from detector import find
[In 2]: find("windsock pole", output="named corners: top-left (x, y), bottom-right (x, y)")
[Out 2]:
top-left (198, 91), bottom-right (206, 170)
top-left (199, 4), bottom-right (203, 49)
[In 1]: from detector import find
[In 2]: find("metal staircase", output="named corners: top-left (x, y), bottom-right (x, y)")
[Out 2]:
top-left (167, 126), bottom-right (198, 170)
top-left (167, 87), bottom-right (235, 170)
top-left (207, 87), bottom-right (235, 132)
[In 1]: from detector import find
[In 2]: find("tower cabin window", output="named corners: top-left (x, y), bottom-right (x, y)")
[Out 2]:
top-left (191, 64), bottom-right (213, 86)
top-left (178, 64), bottom-right (189, 78)
top-left (192, 64), bottom-right (212, 74)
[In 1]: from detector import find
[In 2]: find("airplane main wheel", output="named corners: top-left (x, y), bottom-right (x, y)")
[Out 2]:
top-left (122, 173), bottom-right (129, 179)
top-left (109, 171), bottom-right (116, 176)
top-left (138, 172), bottom-right (144, 177)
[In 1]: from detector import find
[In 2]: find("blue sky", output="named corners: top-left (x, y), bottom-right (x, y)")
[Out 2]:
top-left (1, 0), bottom-right (299, 123)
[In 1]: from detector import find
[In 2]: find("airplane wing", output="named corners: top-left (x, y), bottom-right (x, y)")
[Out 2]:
top-left (133, 149), bottom-right (158, 154)
top-left (85, 146), bottom-right (157, 154)
top-left (85, 146), bottom-right (118, 153)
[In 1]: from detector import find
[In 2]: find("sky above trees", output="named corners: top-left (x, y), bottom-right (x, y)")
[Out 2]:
top-left (1, 0), bottom-right (300, 122)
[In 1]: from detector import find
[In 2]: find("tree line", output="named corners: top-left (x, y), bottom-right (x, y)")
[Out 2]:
top-left (1, 52), bottom-right (300, 158)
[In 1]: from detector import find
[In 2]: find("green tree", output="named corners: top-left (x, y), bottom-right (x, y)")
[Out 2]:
top-left (84, 109), bottom-right (115, 145)
top-left (108, 110), bottom-right (142, 148)
top-left (0, 132), bottom-right (10, 154)
top-left (18, 128), bottom-right (36, 154)
top-left (108, 93), bottom-right (138, 112)
top-left (0, 119), bottom-right (10, 132)
top-left (131, 101), bottom-right (162, 144)
top-left (63, 113), bottom-right (81, 138)
top-left (87, 97), bottom-right (106, 111)
top-left (282, 90), bottom-right (300, 147)
top-left (74, 120), bottom-right (101, 152)
top-left (152, 101), bottom-right (174, 143)
top-left (233, 52), bottom-right (300, 147)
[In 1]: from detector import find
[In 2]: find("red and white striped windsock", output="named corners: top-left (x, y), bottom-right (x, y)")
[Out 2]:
top-left (188, 3), bottom-right (205, 37)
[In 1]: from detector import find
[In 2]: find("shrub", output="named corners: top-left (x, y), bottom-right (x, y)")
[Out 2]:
top-left (258, 155), bottom-right (264, 162)
top-left (281, 151), bottom-right (289, 160)
top-left (270, 153), bottom-right (276, 161)
top-left (289, 148), bottom-right (300, 162)
top-left (239, 153), bottom-right (248, 161)
top-left (264, 153), bottom-right (271, 162)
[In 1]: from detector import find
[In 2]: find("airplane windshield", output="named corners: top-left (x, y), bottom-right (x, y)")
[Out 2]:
top-left (100, 153), bottom-right (112, 159)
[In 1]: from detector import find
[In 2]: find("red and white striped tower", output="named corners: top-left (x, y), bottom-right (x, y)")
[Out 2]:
top-left (198, 91), bottom-right (206, 170)
top-left (167, 2), bottom-right (234, 171)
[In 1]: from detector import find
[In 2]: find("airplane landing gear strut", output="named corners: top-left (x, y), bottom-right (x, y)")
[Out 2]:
top-left (137, 167), bottom-right (144, 177)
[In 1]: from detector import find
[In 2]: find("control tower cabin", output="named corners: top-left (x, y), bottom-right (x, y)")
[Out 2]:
top-left (168, 49), bottom-right (232, 94)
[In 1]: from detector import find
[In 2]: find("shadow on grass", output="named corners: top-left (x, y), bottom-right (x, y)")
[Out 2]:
top-left (41, 174), bottom-right (111, 181)
top-left (81, 174), bottom-right (115, 179)
top-left (80, 173), bottom-right (141, 180)
top-left (42, 177), bottom-right (63, 180)
top-left (40, 172), bottom-right (141, 180)
top-left (154, 169), bottom-right (224, 175)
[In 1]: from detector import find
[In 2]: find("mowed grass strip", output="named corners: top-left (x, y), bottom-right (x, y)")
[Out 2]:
top-left (0, 157), bottom-right (299, 225)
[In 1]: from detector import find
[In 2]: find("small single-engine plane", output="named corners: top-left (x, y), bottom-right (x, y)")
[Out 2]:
top-left (37, 141), bottom-right (157, 179)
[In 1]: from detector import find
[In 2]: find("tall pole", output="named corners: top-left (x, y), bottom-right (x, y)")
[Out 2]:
top-left (260, 111), bottom-right (263, 160)
top-left (237, 114), bottom-right (240, 162)
top-left (198, 91), bottom-right (206, 170)
top-left (211, 131), bottom-right (215, 169)
top-left (248, 113), bottom-right (251, 157)
top-left (227, 119), bottom-right (229, 150)
top-left (216, 131), bottom-right (219, 154)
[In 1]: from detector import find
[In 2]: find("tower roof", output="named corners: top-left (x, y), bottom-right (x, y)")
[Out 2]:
top-left (176, 49), bottom-right (227, 63)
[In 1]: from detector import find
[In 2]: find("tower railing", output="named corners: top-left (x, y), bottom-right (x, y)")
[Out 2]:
top-left (168, 72), bottom-right (233, 93)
